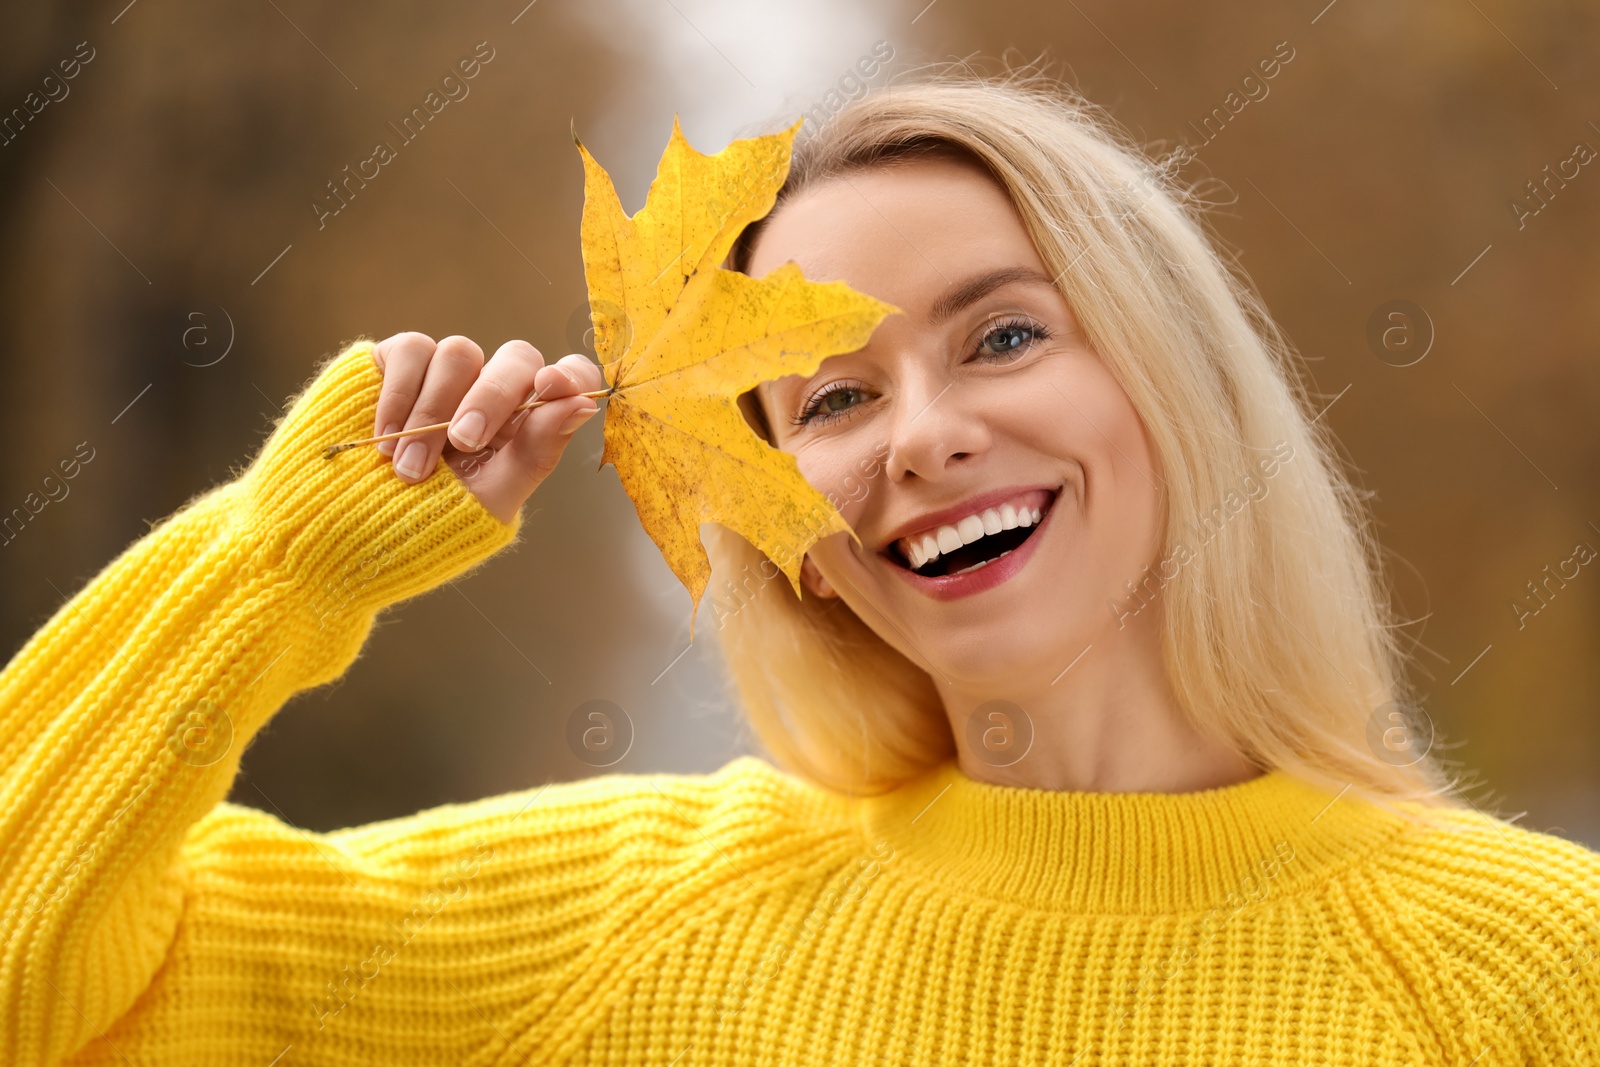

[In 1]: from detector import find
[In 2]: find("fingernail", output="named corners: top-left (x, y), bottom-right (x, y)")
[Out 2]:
top-left (557, 407), bottom-right (598, 436)
top-left (395, 440), bottom-right (428, 479)
top-left (376, 424), bottom-right (401, 457)
top-left (452, 411), bottom-right (487, 450)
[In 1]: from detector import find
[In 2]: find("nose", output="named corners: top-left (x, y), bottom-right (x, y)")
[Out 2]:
top-left (883, 372), bottom-right (992, 483)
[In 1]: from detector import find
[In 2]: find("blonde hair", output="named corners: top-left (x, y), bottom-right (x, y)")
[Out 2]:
top-left (703, 62), bottom-right (1466, 817)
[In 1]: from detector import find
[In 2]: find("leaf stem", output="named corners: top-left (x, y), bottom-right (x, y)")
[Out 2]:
top-left (321, 389), bottom-right (613, 458)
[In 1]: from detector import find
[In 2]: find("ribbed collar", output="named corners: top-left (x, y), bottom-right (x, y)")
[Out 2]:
top-left (856, 757), bottom-right (1411, 915)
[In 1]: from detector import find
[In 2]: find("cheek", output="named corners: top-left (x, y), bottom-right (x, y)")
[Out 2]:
top-left (1091, 395), bottom-right (1165, 561)
top-left (790, 439), bottom-right (881, 524)
top-left (1102, 394), bottom-right (1161, 500)
top-left (806, 530), bottom-right (859, 579)
top-left (1043, 363), bottom-right (1164, 554)
top-left (1070, 360), bottom-right (1154, 467)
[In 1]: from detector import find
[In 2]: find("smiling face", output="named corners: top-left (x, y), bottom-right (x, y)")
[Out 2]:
top-left (747, 154), bottom-right (1168, 689)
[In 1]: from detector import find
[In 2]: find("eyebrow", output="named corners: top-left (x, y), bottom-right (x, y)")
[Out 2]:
top-left (926, 266), bottom-right (1058, 325)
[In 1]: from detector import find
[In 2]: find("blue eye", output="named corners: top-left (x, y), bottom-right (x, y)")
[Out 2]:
top-left (976, 317), bottom-right (1050, 360)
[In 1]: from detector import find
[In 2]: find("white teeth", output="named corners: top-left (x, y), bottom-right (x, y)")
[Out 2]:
top-left (950, 548), bottom-right (1015, 577)
top-left (895, 494), bottom-right (1051, 571)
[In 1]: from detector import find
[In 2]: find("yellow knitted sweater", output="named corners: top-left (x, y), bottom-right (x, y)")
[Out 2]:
top-left (2, 339), bottom-right (1598, 1067)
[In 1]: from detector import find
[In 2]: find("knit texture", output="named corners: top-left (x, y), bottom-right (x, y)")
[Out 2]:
top-left (2, 340), bottom-right (1599, 1066)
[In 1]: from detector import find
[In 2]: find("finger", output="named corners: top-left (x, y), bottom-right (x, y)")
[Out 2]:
top-left (444, 353), bottom-right (605, 518)
top-left (392, 335), bottom-right (484, 483)
top-left (549, 352), bottom-right (606, 396)
top-left (509, 387), bottom-right (600, 490)
top-left (482, 353), bottom-right (605, 451)
top-left (447, 340), bottom-right (545, 453)
top-left (371, 332), bottom-right (436, 456)
top-left (460, 390), bottom-right (598, 517)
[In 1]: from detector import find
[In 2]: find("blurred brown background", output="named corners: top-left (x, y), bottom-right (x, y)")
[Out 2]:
top-left (2, 0), bottom-right (1595, 845)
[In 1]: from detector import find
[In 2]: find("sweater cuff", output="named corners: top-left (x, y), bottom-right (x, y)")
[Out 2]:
top-left (239, 338), bottom-right (521, 623)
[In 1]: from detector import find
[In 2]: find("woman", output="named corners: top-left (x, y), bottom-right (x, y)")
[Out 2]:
top-left (3, 70), bottom-right (1597, 1066)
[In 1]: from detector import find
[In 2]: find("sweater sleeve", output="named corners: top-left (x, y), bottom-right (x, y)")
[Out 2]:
top-left (0, 338), bottom-right (523, 1066)
top-left (1329, 806), bottom-right (1600, 1066)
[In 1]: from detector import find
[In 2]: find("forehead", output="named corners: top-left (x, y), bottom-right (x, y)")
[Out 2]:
top-left (743, 155), bottom-right (1046, 309)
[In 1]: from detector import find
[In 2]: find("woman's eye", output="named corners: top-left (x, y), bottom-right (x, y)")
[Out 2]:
top-left (792, 319), bottom-right (1048, 427)
top-left (976, 318), bottom-right (1050, 360)
top-left (796, 384), bottom-right (866, 426)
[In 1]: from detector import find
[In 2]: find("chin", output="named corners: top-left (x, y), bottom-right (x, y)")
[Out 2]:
top-left (917, 612), bottom-right (1092, 690)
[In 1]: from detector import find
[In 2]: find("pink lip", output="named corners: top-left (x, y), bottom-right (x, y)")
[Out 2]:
top-left (881, 487), bottom-right (1060, 602)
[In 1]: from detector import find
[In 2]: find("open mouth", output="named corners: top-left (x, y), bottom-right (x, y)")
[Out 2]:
top-left (885, 490), bottom-right (1057, 579)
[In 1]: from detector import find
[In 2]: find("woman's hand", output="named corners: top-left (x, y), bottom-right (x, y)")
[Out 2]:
top-left (370, 332), bottom-right (604, 524)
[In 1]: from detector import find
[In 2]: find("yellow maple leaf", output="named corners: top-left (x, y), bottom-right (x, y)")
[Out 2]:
top-left (575, 116), bottom-right (898, 629)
